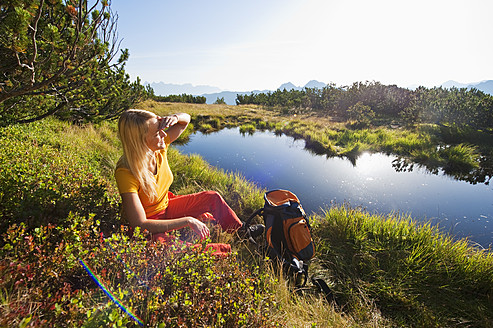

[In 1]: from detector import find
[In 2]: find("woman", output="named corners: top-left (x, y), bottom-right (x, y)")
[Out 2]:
top-left (114, 109), bottom-right (263, 241)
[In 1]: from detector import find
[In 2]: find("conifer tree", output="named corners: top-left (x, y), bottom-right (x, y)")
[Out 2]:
top-left (0, 0), bottom-right (148, 125)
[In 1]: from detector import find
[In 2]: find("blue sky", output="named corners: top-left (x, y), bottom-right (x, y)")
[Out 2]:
top-left (111, 0), bottom-right (493, 91)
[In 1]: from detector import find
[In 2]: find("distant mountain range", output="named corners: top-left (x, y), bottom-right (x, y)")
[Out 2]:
top-left (199, 80), bottom-right (327, 105)
top-left (147, 79), bottom-right (493, 105)
top-left (277, 80), bottom-right (327, 91)
top-left (440, 80), bottom-right (493, 95)
top-left (148, 82), bottom-right (222, 96)
top-left (147, 80), bottom-right (327, 105)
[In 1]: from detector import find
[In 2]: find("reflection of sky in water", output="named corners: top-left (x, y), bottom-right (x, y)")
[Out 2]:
top-left (174, 128), bottom-right (493, 248)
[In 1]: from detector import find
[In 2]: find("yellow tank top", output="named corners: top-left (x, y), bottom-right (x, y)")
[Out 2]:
top-left (114, 144), bottom-right (173, 218)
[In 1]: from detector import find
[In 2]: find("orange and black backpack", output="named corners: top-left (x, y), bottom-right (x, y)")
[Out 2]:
top-left (244, 189), bottom-right (315, 286)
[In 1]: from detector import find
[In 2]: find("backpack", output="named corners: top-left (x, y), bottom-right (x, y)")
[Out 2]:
top-left (244, 189), bottom-right (315, 286)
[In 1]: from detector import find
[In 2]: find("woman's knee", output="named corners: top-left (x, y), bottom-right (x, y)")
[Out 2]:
top-left (199, 191), bottom-right (231, 210)
top-left (203, 190), bottom-right (224, 203)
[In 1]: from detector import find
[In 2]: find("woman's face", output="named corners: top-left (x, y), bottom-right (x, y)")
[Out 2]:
top-left (145, 117), bottom-right (167, 151)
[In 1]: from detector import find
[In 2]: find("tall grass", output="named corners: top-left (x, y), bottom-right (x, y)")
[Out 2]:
top-left (239, 123), bottom-right (256, 134)
top-left (440, 143), bottom-right (480, 172)
top-left (313, 206), bottom-right (493, 327)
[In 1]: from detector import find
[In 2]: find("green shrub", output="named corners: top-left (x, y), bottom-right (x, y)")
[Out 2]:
top-left (213, 97), bottom-right (226, 105)
top-left (0, 120), bottom-right (120, 232)
top-left (347, 101), bottom-right (375, 128)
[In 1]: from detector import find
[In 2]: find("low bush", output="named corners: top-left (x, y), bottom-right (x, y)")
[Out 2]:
top-left (0, 217), bottom-right (280, 327)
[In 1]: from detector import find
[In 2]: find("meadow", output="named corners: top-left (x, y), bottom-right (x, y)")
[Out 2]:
top-left (1, 101), bottom-right (492, 327)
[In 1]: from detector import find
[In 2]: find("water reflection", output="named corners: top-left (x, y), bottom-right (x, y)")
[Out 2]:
top-left (392, 157), bottom-right (434, 174)
top-left (392, 156), bottom-right (492, 186)
top-left (175, 128), bottom-right (493, 248)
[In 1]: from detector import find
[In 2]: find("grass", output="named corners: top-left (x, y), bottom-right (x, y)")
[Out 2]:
top-left (1, 102), bottom-right (492, 327)
top-left (313, 206), bottom-right (493, 327)
top-left (239, 123), bottom-right (256, 135)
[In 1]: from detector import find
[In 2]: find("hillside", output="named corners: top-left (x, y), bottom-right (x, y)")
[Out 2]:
top-left (2, 103), bottom-right (492, 327)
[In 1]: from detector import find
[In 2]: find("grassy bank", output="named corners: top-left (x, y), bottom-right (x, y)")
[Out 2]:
top-left (314, 207), bottom-right (493, 327)
top-left (1, 105), bottom-right (492, 327)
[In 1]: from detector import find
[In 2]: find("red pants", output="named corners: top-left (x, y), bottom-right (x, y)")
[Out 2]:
top-left (149, 191), bottom-right (243, 232)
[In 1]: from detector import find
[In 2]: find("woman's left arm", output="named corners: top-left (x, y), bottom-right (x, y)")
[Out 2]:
top-left (159, 113), bottom-right (190, 143)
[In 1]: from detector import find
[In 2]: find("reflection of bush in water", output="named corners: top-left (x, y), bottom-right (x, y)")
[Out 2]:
top-left (392, 148), bottom-right (491, 185)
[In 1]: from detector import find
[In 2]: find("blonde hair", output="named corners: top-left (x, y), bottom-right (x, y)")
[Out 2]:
top-left (117, 109), bottom-right (158, 201)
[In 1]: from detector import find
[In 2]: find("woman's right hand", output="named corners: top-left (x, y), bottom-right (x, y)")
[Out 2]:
top-left (158, 115), bottom-right (179, 131)
top-left (188, 217), bottom-right (210, 240)
top-left (157, 113), bottom-right (190, 144)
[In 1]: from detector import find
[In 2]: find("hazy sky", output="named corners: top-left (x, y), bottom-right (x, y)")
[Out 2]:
top-left (111, 0), bottom-right (493, 91)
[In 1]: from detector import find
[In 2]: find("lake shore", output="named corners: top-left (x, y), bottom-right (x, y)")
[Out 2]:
top-left (144, 100), bottom-right (492, 186)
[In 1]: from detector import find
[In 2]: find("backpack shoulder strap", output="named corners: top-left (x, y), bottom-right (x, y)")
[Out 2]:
top-left (311, 277), bottom-right (337, 305)
top-left (242, 208), bottom-right (264, 230)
